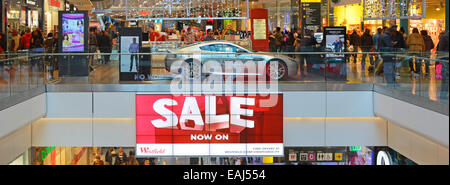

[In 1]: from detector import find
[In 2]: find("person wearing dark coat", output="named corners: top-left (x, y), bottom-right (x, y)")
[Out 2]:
top-left (349, 29), bottom-right (361, 63)
top-left (98, 31), bottom-right (112, 64)
top-left (378, 25), bottom-right (396, 86)
top-left (360, 29), bottom-right (374, 73)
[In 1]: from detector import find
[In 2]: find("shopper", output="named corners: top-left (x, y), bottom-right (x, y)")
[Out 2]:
top-left (299, 29), bottom-right (318, 76)
top-left (197, 30), bottom-right (205, 41)
top-left (127, 151), bottom-right (139, 165)
top-left (378, 26), bottom-right (396, 86)
top-left (98, 30), bottom-right (112, 64)
top-left (31, 28), bottom-right (44, 49)
top-left (274, 27), bottom-right (283, 52)
top-left (20, 28), bottom-right (32, 50)
top-left (10, 30), bottom-right (20, 52)
top-left (285, 31), bottom-right (296, 58)
top-left (349, 29), bottom-right (361, 63)
top-left (114, 147), bottom-right (128, 165)
top-left (88, 27), bottom-right (98, 72)
top-left (183, 27), bottom-right (198, 45)
top-left (93, 155), bottom-right (104, 165)
top-left (105, 147), bottom-right (116, 165)
top-left (269, 32), bottom-right (276, 52)
top-left (392, 28), bottom-right (406, 79)
top-left (360, 29), bottom-right (374, 74)
top-left (406, 28), bottom-right (425, 78)
top-left (436, 31), bottom-right (449, 101)
top-left (44, 33), bottom-right (55, 80)
top-left (421, 30), bottom-right (434, 77)
top-left (203, 29), bottom-right (216, 41)
top-left (0, 33), bottom-right (6, 55)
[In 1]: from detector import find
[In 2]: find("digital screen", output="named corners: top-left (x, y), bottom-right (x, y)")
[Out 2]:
top-left (61, 13), bottom-right (85, 52)
top-left (120, 36), bottom-right (140, 73)
top-left (136, 94), bottom-right (284, 157)
top-left (324, 27), bottom-right (346, 58)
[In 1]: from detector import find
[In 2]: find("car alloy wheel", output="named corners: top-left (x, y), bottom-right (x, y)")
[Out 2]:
top-left (266, 61), bottom-right (286, 80)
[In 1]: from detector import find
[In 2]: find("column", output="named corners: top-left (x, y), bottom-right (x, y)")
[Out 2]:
top-left (446, 0), bottom-right (449, 32)
top-left (276, 0), bottom-right (280, 27)
top-left (400, 19), bottom-right (408, 35)
top-left (0, 0), bottom-right (4, 33)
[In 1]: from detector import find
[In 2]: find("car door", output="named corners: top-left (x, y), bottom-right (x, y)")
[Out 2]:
top-left (199, 44), bottom-right (227, 76)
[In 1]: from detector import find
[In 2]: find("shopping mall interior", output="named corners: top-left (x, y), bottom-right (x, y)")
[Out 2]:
top-left (0, 0), bottom-right (448, 166)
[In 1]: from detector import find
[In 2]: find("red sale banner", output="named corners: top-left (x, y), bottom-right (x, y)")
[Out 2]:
top-left (136, 94), bottom-right (283, 156)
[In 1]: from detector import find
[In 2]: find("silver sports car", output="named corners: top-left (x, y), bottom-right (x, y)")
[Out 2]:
top-left (164, 41), bottom-right (298, 80)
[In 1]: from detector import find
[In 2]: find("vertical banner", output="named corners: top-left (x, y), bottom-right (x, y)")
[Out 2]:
top-left (250, 8), bottom-right (269, 52)
top-left (136, 94), bottom-right (284, 157)
top-left (58, 10), bottom-right (89, 77)
top-left (300, 1), bottom-right (321, 35)
top-left (323, 27), bottom-right (347, 81)
top-left (118, 27), bottom-right (144, 81)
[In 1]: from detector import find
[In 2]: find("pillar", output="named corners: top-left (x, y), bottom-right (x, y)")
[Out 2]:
top-left (0, 0), bottom-right (4, 33)
top-left (446, 0), bottom-right (449, 32)
top-left (400, 19), bottom-right (408, 35)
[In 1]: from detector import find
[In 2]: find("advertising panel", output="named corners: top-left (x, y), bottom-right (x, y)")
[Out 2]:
top-left (118, 28), bottom-right (145, 81)
top-left (60, 12), bottom-right (87, 52)
top-left (323, 27), bottom-right (347, 81)
top-left (136, 94), bottom-right (283, 157)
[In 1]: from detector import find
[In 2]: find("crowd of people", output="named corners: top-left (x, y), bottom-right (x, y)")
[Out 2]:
top-left (266, 25), bottom-right (448, 80)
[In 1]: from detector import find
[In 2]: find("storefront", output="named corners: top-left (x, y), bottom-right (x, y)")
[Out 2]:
top-left (44, 0), bottom-right (64, 35)
top-left (409, 0), bottom-right (446, 47)
top-left (284, 146), bottom-right (417, 165)
top-left (4, 0), bottom-right (28, 33)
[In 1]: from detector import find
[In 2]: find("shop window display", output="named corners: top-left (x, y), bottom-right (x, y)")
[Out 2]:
top-left (29, 147), bottom-right (285, 165)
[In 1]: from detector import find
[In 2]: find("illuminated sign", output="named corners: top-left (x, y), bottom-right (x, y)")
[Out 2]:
top-left (316, 153), bottom-right (333, 161)
top-left (350, 146), bottom-right (362, 151)
top-left (41, 147), bottom-right (56, 161)
top-left (289, 153), bottom-right (297, 161)
top-left (335, 153), bottom-right (343, 161)
top-left (136, 94), bottom-right (283, 157)
top-left (50, 0), bottom-right (61, 8)
top-left (299, 153), bottom-right (308, 161)
top-left (26, 0), bottom-right (36, 5)
top-left (376, 151), bottom-right (392, 165)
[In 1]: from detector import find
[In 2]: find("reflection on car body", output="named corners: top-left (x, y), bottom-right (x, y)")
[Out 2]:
top-left (164, 41), bottom-right (298, 80)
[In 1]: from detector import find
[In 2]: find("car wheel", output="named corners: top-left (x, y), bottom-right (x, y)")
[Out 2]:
top-left (266, 60), bottom-right (287, 81)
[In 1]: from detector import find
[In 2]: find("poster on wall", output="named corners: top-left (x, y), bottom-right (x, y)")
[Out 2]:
top-left (119, 28), bottom-right (144, 81)
top-left (59, 12), bottom-right (88, 53)
top-left (136, 94), bottom-right (284, 157)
